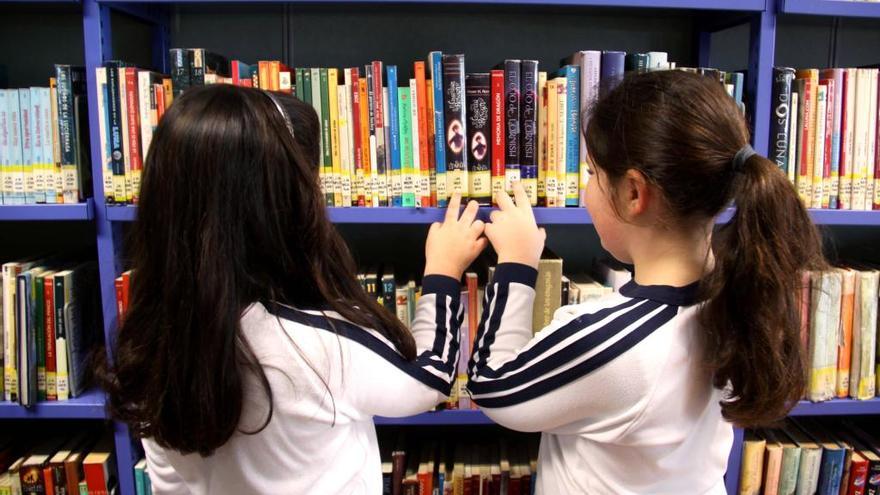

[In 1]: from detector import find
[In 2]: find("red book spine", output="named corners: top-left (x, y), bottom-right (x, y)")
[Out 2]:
top-left (490, 70), bottom-right (505, 205)
top-left (125, 68), bottom-right (143, 203)
top-left (351, 72), bottom-right (365, 207)
top-left (43, 466), bottom-right (55, 495)
top-left (822, 78), bottom-right (835, 209)
top-left (44, 276), bottom-right (57, 401)
top-left (415, 61), bottom-right (431, 206)
top-left (83, 462), bottom-right (109, 495)
top-left (231, 60), bottom-right (241, 86)
top-left (115, 277), bottom-right (125, 322)
top-left (847, 457), bottom-right (868, 495)
top-left (122, 271), bottom-right (131, 315)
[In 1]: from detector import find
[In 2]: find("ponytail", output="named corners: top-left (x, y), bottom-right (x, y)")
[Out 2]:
top-left (699, 154), bottom-right (824, 427)
top-left (585, 70), bottom-right (826, 428)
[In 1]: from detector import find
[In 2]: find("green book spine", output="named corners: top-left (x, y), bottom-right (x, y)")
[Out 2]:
top-left (302, 68), bottom-right (312, 105)
top-left (295, 68), bottom-right (305, 102)
top-left (398, 87), bottom-right (415, 207)
top-left (34, 274), bottom-right (46, 401)
top-left (320, 68), bottom-right (333, 205)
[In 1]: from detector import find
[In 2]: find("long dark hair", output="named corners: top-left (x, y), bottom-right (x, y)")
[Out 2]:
top-left (585, 70), bottom-right (825, 427)
top-left (102, 84), bottom-right (415, 456)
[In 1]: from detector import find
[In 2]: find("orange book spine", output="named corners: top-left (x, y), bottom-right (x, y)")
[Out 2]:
top-left (270, 61), bottom-right (281, 91)
top-left (415, 62), bottom-right (431, 206)
top-left (122, 271), bottom-right (132, 315)
top-left (258, 61), bottom-right (270, 90)
top-left (359, 79), bottom-right (372, 203)
top-left (837, 270), bottom-right (856, 397)
top-left (43, 466), bottom-right (55, 495)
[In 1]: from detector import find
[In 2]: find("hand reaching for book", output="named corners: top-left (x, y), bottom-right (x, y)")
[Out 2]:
top-left (424, 193), bottom-right (488, 280)
top-left (485, 182), bottom-right (546, 269)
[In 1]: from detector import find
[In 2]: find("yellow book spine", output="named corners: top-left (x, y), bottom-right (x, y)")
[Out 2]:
top-left (556, 78), bottom-right (567, 207)
top-left (738, 437), bottom-right (766, 495)
top-left (328, 68), bottom-right (342, 207)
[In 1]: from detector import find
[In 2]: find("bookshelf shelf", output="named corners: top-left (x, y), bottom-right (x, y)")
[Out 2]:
top-left (789, 398), bottom-right (880, 416)
top-left (375, 410), bottom-right (495, 426)
top-left (0, 199), bottom-right (95, 221)
top-left (778, 0), bottom-right (880, 18)
top-left (0, 389), bottom-right (107, 419)
top-left (108, 205), bottom-right (880, 226)
top-left (98, 0), bottom-right (765, 11)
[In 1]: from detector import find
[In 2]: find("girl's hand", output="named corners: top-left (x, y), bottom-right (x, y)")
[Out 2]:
top-left (424, 193), bottom-right (488, 280)
top-left (485, 182), bottom-right (546, 269)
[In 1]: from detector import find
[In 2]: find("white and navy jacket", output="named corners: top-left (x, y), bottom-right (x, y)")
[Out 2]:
top-left (142, 275), bottom-right (462, 495)
top-left (467, 264), bottom-right (733, 495)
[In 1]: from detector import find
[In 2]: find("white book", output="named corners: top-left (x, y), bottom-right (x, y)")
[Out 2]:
top-left (9, 90), bottom-right (26, 204)
top-left (410, 79), bottom-right (422, 206)
top-left (20, 88), bottom-right (35, 204)
top-left (29, 88), bottom-right (45, 204)
top-left (850, 268), bottom-right (879, 399)
top-left (852, 69), bottom-right (870, 210)
top-left (138, 70), bottom-right (154, 174)
top-left (337, 86), bottom-right (352, 208)
top-left (0, 90), bottom-right (8, 204)
top-left (841, 69), bottom-right (858, 210)
top-left (812, 85), bottom-right (827, 209)
top-left (808, 270), bottom-right (841, 402)
top-left (866, 69), bottom-right (878, 210)
top-left (39, 88), bottom-right (54, 204)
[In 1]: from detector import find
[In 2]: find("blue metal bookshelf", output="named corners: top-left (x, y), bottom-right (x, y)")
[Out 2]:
top-left (0, 199), bottom-right (95, 221)
top-left (1, 0), bottom-right (877, 494)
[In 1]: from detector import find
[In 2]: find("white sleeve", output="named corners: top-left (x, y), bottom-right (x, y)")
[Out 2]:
top-left (338, 275), bottom-right (463, 418)
top-left (467, 263), bottom-right (678, 437)
top-left (142, 439), bottom-right (190, 495)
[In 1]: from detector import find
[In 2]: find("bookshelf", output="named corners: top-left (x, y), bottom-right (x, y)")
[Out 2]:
top-left (0, 0), bottom-right (875, 494)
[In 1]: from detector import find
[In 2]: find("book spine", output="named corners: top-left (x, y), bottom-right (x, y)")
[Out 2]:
top-left (372, 62), bottom-right (388, 207)
top-left (579, 51), bottom-right (601, 207)
top-left (414, 62), bottom-right (430, 206)
top-left (189, 49), bottom-right (205, 87)
top-left (838, 69), bottom-right (856, 210)
top-left (537, 71), bottom-right (547, 207)
top-left (339, 79), bottom-right (353, 208)
top-left (490, 70), bottom-right (505, 205)
top-left (387, 66), bottom-right (402, 207)
top-left (599, 51), bottom-right (625, 99)
top-left (868, 70), bottom-right (878, 210)
top-left (770, 68), bottom-right (795, 173)
top-left (31, 87), bottom-right (47, 204)
top-left (822, 79), bottom-right (835, 210)
top-left (813, 83), bottom-right (827, 209)
top-left (117, 67), bottom-right (132, 204)
top-left (875, 69), bottom-right (880, 209)
top-left (409, 79), bottom-right (421, 206)
top-left (556, 77), bottom-right (568, 207)
top-left (366, 67), bottom-right (378, 207)
top-left (295, 68), bottom-right (305, 100)
top-left (138, 72), bottom-right (153, 193)
top-left (827, 69), bottom-right (844, 209)
top-left (0, 90), bottom-right (8, 204)
top-left (168, 48), bottom-right (188, 97)
top-left (351, 72), bottom-right (365, 207)
top-left (270, 60), bottom-right (280, 91)
top-left (45, 275), bottom-right (56, 400)
top-left (546, 79), bottom-right (558, 207)
top-left (329, 68), bottom-right (342, 207)
top-left (56, 65), bottom-right (82, 204)
top-left (94, 69), bottom-right (113, 205)
top-left (521, 61), bottom-right (539, 206)
top-left (9, 90), bottom-right (25, 205)
top-left (20, 88), bottom-right (34, 204)
top-left (853, 70), bottom-right (869, 211)
top-left (399, 87), bottom-right (415, 208)
top-left (465, 73), bottom-right (492, 206)
top-left (106, 63), bottom-right (127, 204)
top-left (55, 275), bottom-right (69, 401)
top-left (35, 276), bottom-right (46, 401)
top-left (125, 68), bottom-right (143, 204)
top-left (359, 75), bottom-right (372, 207)
top-left (429, 52), bottom-right (448, 207)
top-left (797, 73), bottom-right (815, 205)
top-left (443, 54), bottom-right (467, 198)
top-left (624, 53), bottom-right (650, 73)
top-left (319, 68), bottom-right (333, 206)
top-left (50, 79), bottom-right (63, 203)
top-left (561, 65), bottom-right (580, 206)
top-left (503, 60), bottom-right (521, 193)
top-left (426, 79), bottom-right (436, 206)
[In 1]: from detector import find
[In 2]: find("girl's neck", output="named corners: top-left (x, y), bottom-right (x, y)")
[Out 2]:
top-left (629, 222), bottom-right (714, 288)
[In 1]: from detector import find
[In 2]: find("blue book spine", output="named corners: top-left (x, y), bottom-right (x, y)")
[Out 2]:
top-left (430, 51), bottom-right (447, 206)
top-left (19, 88), bottom-right (34, 204)
top-left (732, 72), bottom-right (744, 104)
top-left (560, 65), bottom-right (580, 206)
top-left (600, 51), bottom-right (626, 99)
top-left (817, 447), bottom-right (846, 495)
top-left (387, 65), bottom-right (402, 207)
top-left (8, 89), bottom-right (25, 205)
top-left (829, 69), bottom-right (844, 210)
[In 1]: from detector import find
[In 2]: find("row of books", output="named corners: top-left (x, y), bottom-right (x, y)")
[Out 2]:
top-left (0, 429), bottom-right (116, 495)
top-left (803, 268), bottom-right (880, 402)
top-left (1, 260), bottom-right (100, 406)
top-left (380, 435), bottom-right (538, 495)
top-left (133, 459), bottom-right (152, 495)
top-left (738, 418), bottom-right (880, 495)
top-left (769, 67), bottom-right (880, 211)
top-left (94, 63), bottom-right (174, 205)
top-left (0, 66), bottom-right (92, 205)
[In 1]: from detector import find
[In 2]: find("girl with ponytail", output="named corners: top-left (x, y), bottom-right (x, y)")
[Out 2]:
top-left (467, 70), bottom-right (824, 494)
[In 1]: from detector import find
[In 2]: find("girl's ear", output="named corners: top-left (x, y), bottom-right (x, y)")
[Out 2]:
top-left (619, 168), bottom-right (652, 219)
